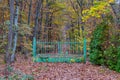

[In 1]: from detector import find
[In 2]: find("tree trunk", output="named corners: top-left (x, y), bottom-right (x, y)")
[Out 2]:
top-left (5, 0), bottom-right (14, 64)
top-left (11, 0), bottom-right (19, 62)
top-left (23, 0), bottom-right (33, 59)
top-left (44, 0), bottom-right (49, 41)
top-left (28, 0), bottom-right (32, 25)
top-left (76, 0), bottom-right (84, 38)
top-left (38, 0), bottom-right (43, 40)
top-left (34, 0), bottom-right (42, 38)
top-left (19, 0), bottom-right (23, 23)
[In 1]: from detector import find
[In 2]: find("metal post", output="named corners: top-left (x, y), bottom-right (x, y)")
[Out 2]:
top-left (33, 37), bottom-right (37, 57)
top-left (83, 38), bottom-right (87, 63)
top-left (58, 42), bottom-right (62, 54)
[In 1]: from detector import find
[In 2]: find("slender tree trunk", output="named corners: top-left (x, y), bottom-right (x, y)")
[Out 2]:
top-left (11, 0), bottom-right (19, 62)
top-left (2, 8), bottom-right (5, 25)
top-left (28, 0), bottom-right (32, 25)
top-left (19, 0), bottom-right (23, 23)
top-left (38, 0), bottom-right (43, 40)
top-left (23, 0), bottom-right (33, 59)
top-left (5, 0), bottom-right (14, 64)
top-left (76, 0), bottom-right (84, 38)
top-left (34, 0), bottom-right (42, 38)
top-left (4, 0), bottom-right (14, 78)
top-left (44, 0), bottom-right (49, 41)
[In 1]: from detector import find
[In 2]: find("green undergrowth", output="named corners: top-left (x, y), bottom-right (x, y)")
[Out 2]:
top-left (0, 75), bottom-right (34, 80)
top-left (0, 66), bottom-right (34, 80)
top-left (90, 21), bottom-right (120, 72)
top-left (33, 56), bottom-right (85, 63)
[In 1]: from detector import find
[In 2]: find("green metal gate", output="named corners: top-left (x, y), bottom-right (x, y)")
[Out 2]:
top-left (33, 37), bottom-right (87, 63)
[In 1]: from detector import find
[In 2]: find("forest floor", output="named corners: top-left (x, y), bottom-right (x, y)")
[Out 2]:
top-left (0, 54), bottom-right (120, 80)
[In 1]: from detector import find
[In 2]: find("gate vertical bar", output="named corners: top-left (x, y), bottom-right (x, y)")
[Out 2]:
top-left (33, 37), bottom-right (37, 58)
top-left (58, 42), bottom-right (62, 54)
top-left (83, 38), bottom-right (87, 63)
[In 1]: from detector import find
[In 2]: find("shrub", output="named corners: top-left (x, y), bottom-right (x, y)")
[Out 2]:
top-left (90, 22), bottom-right (109, 65)
top-left (116, 46), bottom-right (120, 72)
top-left (104, 46), bottom-right (117, 70)
top-left (90, 21), bottom-right (120, 72)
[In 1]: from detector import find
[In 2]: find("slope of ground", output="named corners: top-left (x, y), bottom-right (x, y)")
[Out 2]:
top-left (0, 54), bottom-right (120, 80)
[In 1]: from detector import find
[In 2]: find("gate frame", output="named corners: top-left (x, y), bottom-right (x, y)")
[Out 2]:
top-left (32, 37), bottom-right (87, 63)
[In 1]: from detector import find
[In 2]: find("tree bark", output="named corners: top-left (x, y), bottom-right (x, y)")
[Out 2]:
top-left (34, 0), bottom-right (42, 38)
top-left (19, 0), bottom-right (23, 23)
top-left (28, 0), bottom-right (32, 25)
top-left (44, 0), bottom-right (49, 41)
top-left (5, 0), bottom-right (14, 64)
top-left (38, 0), bottom-right (43, 40)
top-left (11, 0), bottom-right (19, 62)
